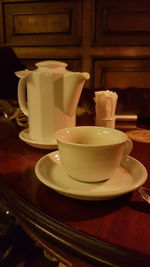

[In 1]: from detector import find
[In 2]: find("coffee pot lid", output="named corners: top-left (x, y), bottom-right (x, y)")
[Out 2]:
top-left (35, 60), bottom-right (68, 73)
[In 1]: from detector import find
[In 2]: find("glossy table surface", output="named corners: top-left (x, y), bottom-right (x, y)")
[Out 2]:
top-left (0, 117), bottom-right (150, 266)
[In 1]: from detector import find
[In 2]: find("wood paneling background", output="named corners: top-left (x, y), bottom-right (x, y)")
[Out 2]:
top-left (3, 1), bottom-right (81, 46)
top-left (1, 0), bottom-right (150, 115)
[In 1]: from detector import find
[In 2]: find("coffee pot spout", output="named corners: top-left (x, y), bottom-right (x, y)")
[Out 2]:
top-left (63, 72), bottom-right (90, 116)
top-left (15, 69), bottom-right (32, 78)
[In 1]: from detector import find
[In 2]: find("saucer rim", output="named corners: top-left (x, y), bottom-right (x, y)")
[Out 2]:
top-left (19, 128), bottom-right (57, 149)
top-left (35, 151), bottom-right (148, 200)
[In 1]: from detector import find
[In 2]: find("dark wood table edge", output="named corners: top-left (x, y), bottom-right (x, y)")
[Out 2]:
top-left (0, 176), bottom-right (149, 267)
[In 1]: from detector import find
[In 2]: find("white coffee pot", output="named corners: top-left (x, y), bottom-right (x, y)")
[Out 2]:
top-left (15, 61), bottom-right (90, 144)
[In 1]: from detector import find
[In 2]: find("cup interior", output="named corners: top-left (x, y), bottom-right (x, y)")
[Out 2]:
top-left (55, 126), bottom-right (127, 146)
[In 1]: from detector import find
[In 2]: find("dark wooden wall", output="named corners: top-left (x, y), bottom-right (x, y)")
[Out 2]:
top-left (1, 0), bottom-right (150, 115)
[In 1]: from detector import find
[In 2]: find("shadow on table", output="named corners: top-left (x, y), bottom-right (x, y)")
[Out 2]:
top-left (127, 201), bottom-right (150, 214)
top-left (0, 168), bottom-right (132, 222)
top-left (36, 182), bottom-right (132, 221)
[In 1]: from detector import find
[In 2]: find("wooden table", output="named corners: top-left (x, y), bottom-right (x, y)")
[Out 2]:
top-left (0, 117), bottom-right (149, 267)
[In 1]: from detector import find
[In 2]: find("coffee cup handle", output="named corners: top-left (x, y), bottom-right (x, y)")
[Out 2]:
top-left (123, 139), bottom-right (133, 158)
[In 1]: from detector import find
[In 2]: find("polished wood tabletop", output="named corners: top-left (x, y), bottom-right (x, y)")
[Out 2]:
top-left (0, 116), bottom-right (150, 267)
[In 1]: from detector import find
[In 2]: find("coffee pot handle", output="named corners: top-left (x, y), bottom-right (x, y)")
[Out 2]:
top-left (18, 76), bottom-right (28, 116)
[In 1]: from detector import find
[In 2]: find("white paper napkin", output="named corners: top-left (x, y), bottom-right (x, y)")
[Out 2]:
top-left (94, 90), bottom-right (118, 128)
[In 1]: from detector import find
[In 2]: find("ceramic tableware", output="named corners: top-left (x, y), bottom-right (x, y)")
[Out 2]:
top-left (55, 126), bottom-right (133, 183)
top-left (35, 151), bottom-right (147, 200)
top-left (16, 61), bottom-right (90, 144)
top-left (19, 128), bottom-right (57, 149)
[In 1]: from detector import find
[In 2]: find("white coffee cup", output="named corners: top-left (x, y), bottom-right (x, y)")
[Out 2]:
top-left (55, 126), bottom-right (133, 183)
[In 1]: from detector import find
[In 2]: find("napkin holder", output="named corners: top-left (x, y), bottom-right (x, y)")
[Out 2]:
top-left (94, 90), bottom-right (118, 128)
top-left (95, 117), bottom-right (116, 128)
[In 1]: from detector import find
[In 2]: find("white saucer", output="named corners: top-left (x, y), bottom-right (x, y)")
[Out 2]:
top-left (19, 129), bottom-right (57, 149)
top-left (35, 151), bottom-right (148, 201)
